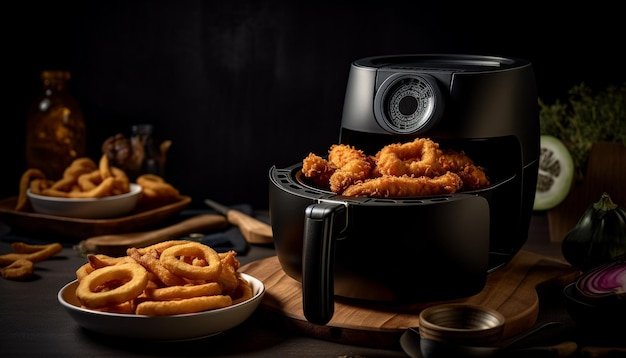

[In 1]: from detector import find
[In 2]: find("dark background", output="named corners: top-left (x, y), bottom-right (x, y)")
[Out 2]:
top-left (3, 1), bottom-right (624, 210)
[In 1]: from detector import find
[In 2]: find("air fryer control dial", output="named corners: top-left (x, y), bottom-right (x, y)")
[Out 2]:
top-left (374, 74), bottom-right (443, 134)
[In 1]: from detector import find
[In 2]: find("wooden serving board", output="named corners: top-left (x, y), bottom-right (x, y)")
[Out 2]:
top-left (240, 250), bottom-right (579, 349)
top-left (0, 195), bottom-right (191, 241)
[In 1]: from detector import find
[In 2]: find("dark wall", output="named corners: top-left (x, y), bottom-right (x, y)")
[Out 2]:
top-left (4, 1), bottom-right (624, 209)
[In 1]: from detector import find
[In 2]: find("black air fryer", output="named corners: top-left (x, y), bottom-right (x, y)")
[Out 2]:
top-left (269, 54), bottom-right (540, 325)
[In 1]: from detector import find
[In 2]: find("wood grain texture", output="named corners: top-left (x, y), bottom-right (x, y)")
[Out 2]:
top-left (79, 214), bottom-right (228, 256)
top-left (548, 142), bottom-right (626, 242)
top-left (0, 195), bottom-right (191, 240)
top-left (240, 251), bottom-right (579, 349)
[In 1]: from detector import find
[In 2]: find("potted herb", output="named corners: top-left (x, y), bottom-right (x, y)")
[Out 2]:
top-left (537, 82), bottom-right (626, 242)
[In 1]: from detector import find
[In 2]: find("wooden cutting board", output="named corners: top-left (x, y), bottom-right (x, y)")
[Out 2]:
top-left (240, 250), bottom-right (579, 349)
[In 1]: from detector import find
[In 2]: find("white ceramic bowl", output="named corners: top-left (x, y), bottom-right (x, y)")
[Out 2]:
top-left (58, 273), bottom-right (265, 341)
top-left (27, 183), bottom-right (142, 219)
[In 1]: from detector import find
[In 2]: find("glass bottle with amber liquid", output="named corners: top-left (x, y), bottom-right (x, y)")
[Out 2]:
top-left (25, 70), bottom-right (86, 179)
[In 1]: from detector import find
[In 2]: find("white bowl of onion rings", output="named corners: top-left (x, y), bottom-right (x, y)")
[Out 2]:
top-left (58, 273), bottom-right (265, 341)
top-left (27, 183), bottom-right (142, 219)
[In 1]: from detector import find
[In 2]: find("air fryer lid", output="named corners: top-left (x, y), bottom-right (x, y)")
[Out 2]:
top-left (353, 54), bottom-right (527, 71)
top-left (340, 54), bottom-right (538, 156)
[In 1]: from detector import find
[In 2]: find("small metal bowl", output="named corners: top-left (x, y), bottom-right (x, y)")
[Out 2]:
top-left (418, 303), bottom-right (505, 347)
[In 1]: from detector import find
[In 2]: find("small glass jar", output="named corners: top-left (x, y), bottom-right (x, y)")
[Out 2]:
top-left (25, 70), bottom-right (86, 179)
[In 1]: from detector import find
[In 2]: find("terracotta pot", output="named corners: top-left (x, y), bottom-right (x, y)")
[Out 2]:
top-left (547, 142), bottom-right (626, 242)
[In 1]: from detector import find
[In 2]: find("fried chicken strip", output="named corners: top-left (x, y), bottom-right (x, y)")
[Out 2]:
top-left (341, 172), bottom-right (463, 198)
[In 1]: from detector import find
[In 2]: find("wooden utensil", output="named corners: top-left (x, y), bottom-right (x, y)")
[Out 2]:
top-left (76, 214), bottom-right (228, 256)
top-left (204, 199), bottom-right (273, 244)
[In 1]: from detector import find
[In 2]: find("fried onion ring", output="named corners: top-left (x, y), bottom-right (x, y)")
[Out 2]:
top-left (135, 239), bottom-right (192, 256)
top-left (77, 169), bottom-right (102, 192)
top-left (29, 178), bottom-right (55, 195)
top-left (301, 138), bottom-right (490, 197)
top-left (159, 242), bottom-right (222, 281)
top-left (375, 137), bottom-right (442, 177)
top-left (135, 294), bottom-right (233, 316)
top-left (135, 173), bottom-right (180, 208)
top-left (76, 262), bottom-right (95, 280)
top-left (76, 262), bottom-right (149, 309)
top-left (98, 154), bottom-right (113, 180)
top-left (87, 253), bottom-right (135, 269)
top-left (74, 241), bottom-right (253, 315)
top-left (1, 258), bottom-right (35, 280)
top-left (145, 282), bottom-right (222, 301)
top-left (0, 242), bottom-right (63, 265)
top-left (15, 168), bottom-right (46, 211)
top-left (127, 247), bottom-right (186, 287)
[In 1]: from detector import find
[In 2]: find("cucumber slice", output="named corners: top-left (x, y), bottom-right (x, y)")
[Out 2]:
top-left (533, 135), bottom-right (575, 211)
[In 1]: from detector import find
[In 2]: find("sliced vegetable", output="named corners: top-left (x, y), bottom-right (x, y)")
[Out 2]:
top-left (561, 193), bottom-right (626, 271)
top-left (575, 254), bottom-right (626, 300)
top-left (533, 135), bottom-right (574, 211)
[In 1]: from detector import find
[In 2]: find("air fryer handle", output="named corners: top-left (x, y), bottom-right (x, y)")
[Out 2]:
top-left (302, 202), bottom-right (347, 325)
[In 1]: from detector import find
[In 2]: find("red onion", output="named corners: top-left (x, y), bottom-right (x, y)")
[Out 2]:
top-left (575, 254), bottom-right (626, 300)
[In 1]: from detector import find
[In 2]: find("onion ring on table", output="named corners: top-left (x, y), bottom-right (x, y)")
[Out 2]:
top-left (160, 242), bottom-right (222, 281)
top-left (341, 172), bottom-right (463, 198)
top-left (145, 282), bottom-right (222, 301)
top-left (11, 242), bottom-right (60, 254)
top-left (137, 174), bottom-right (180, 200)
top-left (0, 242), bottom-right (62, 265)
top-left (75, 262), bottom-right (149, 309)
top-left (374, 137), bottom-right (443, 177)
top-left (15, 168), bottom-right (46, 211)
top-left (135, 294), bottom-right (233, 316)
top-left (327, 144), bottom-right (372, 193)
top-left (231, 275), bottom-right (254, 305)
top-left (1, 258), bottom-right (35, 280)
top-left (127, 247), bottom-right (187, 287)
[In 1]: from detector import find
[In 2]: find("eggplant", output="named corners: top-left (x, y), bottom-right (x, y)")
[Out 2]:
top-left (562, 192), bottom-right (626, 271)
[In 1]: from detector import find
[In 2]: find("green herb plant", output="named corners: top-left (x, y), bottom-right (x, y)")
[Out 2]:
top-left (539, 82), bottom-right (626, 182)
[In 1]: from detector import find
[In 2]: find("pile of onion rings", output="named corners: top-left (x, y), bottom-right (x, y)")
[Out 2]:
top-left (301, 137), bottom-right (490, 198)
top-left (15, 155), bottom-right (131, 212)
top-left (14, 156), bottom-right (181, 213)
top-left (0, 242), bottom-right (63, 280)
top-left (74, 241), bottom-right (253, 316)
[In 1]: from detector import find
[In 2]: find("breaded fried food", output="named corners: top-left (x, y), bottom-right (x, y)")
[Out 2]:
top-left (342, 172), bottom-right (463, 198)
